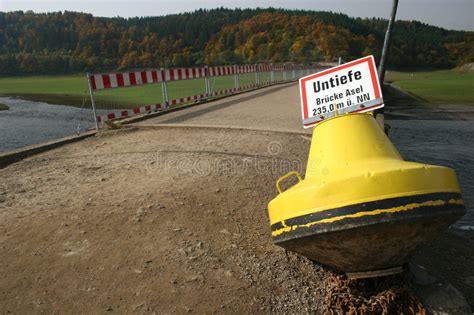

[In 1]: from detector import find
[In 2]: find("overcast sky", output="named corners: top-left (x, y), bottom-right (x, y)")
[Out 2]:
top-left (1, 0), bottom-right (473, 31)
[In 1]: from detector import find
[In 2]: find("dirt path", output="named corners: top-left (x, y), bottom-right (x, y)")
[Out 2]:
top-left (0, 127), bottom-right (331, 313)
top-left (1, 83), bottom-right (473, 312)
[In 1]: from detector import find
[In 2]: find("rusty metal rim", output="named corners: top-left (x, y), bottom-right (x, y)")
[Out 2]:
top-left (346, 266), bottom-right (404, 279)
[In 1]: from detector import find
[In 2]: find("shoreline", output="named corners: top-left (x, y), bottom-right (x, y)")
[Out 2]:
top-left (0, 93), bottom-right (88, 108)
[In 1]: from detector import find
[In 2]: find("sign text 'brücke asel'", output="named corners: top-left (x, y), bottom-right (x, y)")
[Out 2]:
top-left (299, 55), bottom-right (384, 128)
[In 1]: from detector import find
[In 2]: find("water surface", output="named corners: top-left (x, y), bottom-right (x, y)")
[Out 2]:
top-left (0, 97), bottom-right (103, 152)
top-left (389, 119), bottom-right (474, 232)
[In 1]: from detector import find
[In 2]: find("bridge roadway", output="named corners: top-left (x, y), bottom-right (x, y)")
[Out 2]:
top-left (133, 82), bottom-right (310, 133)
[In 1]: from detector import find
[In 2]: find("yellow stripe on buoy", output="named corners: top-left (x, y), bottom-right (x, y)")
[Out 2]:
top-left (271, 198), bottom-right (464, 237)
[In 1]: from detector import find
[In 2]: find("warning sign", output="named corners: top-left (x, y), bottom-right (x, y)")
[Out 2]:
top-left (299, 56), bottom-right (384, 128)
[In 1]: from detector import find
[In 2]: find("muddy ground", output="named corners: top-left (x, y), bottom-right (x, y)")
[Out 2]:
top-left (1, 126), bottom-right (473, 313)
top-left (0, 127), bottom-right (333, 313)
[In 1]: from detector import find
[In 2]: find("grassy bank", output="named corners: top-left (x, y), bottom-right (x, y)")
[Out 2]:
top-left (0, 72), bottom-right (276, 108)
top-left (0, 103), bottom-right (9, 111)
top-left (2, 70), bottom-right (471, 108)
top-left (0, 75), bottom-right (88, 106)
top-left (385, 70), bottom-right (474, 104)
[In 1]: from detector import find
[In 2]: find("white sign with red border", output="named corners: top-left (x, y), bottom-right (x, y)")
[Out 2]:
top-left (299, 55), bottom-right (384, 128)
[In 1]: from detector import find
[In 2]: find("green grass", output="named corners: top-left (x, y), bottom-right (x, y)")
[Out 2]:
top-left (385, 70), bottom-right (474, 104)
top-left (0, 103), bottom-right (9, 111)
top-left (0, 75), bottom-right (89, 106)
top-left (0, 71), bottom-right (290, 110)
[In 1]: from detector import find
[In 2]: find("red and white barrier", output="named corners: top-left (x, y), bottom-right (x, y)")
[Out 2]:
top-left (97, 102), bottom-right (168, 123)
top-left (88, 64), bottom-right (319, 91)
top-left (88, 63), bottom-right (329, 125)
top-left (96, 80), bottom-right (290, 123)
top-left (89, 68), bottom-right (209, 91)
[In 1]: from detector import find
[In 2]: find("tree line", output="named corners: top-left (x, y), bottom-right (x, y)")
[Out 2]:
top-left (0, 8), bottom-right (472, 75)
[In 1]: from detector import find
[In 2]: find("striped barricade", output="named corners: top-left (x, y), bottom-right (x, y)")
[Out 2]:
top-left (88, 63), bottom-right (328, 125)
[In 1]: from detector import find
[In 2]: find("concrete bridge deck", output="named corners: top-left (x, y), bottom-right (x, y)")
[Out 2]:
top-left (133, 82), bottom-right (310, 134)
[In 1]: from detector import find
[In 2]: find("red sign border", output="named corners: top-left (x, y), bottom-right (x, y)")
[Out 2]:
top-left (300, 55), bottom-right (382, 128)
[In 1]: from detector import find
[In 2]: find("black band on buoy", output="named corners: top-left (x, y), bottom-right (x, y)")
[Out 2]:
top-left (272, 192), bottom-right (464, 243)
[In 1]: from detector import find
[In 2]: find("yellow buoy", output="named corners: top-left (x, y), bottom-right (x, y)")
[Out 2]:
top-left (268, 113), bottom-right (465, 276)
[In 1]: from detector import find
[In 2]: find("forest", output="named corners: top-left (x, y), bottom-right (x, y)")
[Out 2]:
top-left (0, 8), bottom-right (472, 75)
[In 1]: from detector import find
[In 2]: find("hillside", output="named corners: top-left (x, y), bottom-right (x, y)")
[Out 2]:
top-left (0, 8), bottom-right (472, 75)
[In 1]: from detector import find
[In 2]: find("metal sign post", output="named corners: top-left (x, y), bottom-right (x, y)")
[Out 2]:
top-left (378, 0), bottom-right (399, 84)
top-left (376, 0), bottom-right (399, 130)
top-left (86, 73), bottom-right (99, 131)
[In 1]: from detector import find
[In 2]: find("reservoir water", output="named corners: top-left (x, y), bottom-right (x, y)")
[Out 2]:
top-left (388, 119), bottom-right (474, 233)
top-left (0, 97), bottom-right (103, 152)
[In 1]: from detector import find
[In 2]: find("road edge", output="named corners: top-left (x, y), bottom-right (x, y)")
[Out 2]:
top-left (0, 130), bottom-right (96, 169)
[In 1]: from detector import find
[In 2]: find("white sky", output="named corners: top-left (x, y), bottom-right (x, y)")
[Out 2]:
top-left (1, 0), bottom-right (473, 31)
